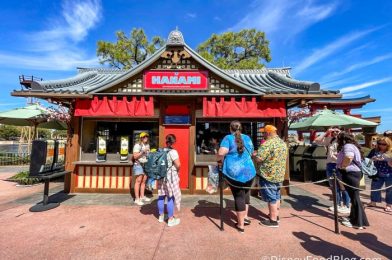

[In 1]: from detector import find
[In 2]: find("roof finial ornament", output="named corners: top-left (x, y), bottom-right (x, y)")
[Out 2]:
top-left (167, 27), bottom-right (185, 46)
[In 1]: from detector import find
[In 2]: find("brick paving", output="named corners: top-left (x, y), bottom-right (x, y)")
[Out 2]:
top-left (0, 166), bottom-right (391, 259)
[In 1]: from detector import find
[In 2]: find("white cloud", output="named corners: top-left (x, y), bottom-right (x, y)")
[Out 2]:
top-left (342, 91), bottom-right (366, 98)
top-left (322, 53), bottom-right (392, 82)
top-left (0, 0), bottom-right (102, 71)
top-left (294, 28), bottom-right (377, 75)
top-left (322, 75), bottom-right (361, 89)
top-left (229, 0), bottom-right (337, 41)
top-left (340, 77), bottom-right (392, 94)
top-left (185, 13), bottom-right (197, 18)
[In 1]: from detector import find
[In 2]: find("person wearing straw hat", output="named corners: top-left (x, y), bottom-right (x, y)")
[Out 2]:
top-left (254, 124), bottom-right (287, 228)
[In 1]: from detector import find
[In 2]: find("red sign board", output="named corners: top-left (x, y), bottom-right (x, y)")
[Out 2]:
top-left (144, 70), bottom-right (208, 90)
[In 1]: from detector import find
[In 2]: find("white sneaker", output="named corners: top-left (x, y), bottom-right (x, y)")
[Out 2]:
top-left (134, 199), bottom-right (144, 206)
top-left (158, 214), bottom-right (165, 223)
top-left (168, 217), bottom-right (181, 227)
top-left (141, 196), bottom-right (151, 202)
top-left (338, 206), bottom-right (350, 214)
top-left (341, 220), bottom-right (353, 228)
top-left (328, 205), bottom-right (341, 211)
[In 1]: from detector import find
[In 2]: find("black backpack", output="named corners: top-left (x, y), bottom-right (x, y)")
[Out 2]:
top-left (145, 148), bottom-right (171, 180)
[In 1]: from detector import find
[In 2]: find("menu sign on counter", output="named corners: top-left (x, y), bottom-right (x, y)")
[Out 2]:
top-left (144, 70), bottom-right (208, 90)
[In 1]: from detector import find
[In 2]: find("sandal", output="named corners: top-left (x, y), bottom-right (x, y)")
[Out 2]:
top-left (235, 224), bottom-right (244, 233)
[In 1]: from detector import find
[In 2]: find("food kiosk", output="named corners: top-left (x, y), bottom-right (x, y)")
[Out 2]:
top-left (13, 29), bottom-right (341, 194)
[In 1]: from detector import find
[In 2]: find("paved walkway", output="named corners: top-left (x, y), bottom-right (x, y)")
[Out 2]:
top-left (0, 167), bottom-right (391, 259)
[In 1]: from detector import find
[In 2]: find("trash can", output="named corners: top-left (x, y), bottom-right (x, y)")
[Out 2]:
top-left (301, 146), bottom-right (317, 182)
top-left (311, 146), bottom-right (327, 181)
top-left (289, 145), bottom-right (298, 174)
top-left (291, 145), bottom-right (307, 179)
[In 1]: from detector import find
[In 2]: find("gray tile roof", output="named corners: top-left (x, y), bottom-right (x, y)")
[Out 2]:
top-left (307, 95), bottom-right (375, 104)
top-left (30, 66), bottom-right (335, 95)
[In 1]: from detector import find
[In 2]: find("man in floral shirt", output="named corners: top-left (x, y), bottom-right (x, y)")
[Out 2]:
top-left (254, 125), bottom-right (287, 228)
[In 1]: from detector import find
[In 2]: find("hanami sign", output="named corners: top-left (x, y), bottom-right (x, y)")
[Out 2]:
top-left (144, 70), bottom-right (208, 90)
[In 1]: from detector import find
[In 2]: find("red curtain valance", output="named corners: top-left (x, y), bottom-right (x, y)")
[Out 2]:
top-left (203, 97), bottom-right (286, 118)
top-left (74, 96), bottom-right (154, 117)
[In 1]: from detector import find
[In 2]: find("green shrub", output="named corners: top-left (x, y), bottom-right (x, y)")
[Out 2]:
top-left (7, 171), bottom-right (41, 185)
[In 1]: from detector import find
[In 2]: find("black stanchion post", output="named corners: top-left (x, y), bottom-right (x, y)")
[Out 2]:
top-left (332, 170), bottom-right (340, 234)
top-left (218, 165), bottom-right (224, 231)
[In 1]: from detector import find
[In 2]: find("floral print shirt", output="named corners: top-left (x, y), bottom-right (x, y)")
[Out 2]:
top-left (257, 136), bottom-right (288, 183)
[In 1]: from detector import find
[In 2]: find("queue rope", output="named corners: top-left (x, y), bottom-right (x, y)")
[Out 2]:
top-left (222, 175), bottom-right (392, 192)
top-left (336, 178), bottom-right (392, 192)
top-left (222, 176), bottom-right (330, 190)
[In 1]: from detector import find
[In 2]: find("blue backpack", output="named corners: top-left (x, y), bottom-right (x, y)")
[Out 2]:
top-left (145, 149), bottom-right (170, 180)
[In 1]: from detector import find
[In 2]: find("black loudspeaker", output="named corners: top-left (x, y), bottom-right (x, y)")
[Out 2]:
top-left (29, 140), bottom-right (55, 176)
top-left (52, 140), bottom-right (66, 172)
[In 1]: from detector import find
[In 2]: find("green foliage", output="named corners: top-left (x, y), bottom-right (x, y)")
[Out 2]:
top-left (52, 130), bottom-right (67, 139)
top-left (196, 29), bottom-right (272, 69)
top-left (97, 28), bottom-right (165, 69)
top-left (7, 171), bottom-right (41, 185)
top-left (37, 128), bottom-right (52, 139)
top-left (0, 125), bottom-right (21, 140)
top-left (0, 153), bottom-right (30, 165)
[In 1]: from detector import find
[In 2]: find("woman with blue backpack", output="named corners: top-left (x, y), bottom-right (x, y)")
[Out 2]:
top-left (217, 121), bottom-right (256, 233)
top-left (157, 134), bottom-right (181, 227)
top-left (366, 136), bottom-right (392, 212)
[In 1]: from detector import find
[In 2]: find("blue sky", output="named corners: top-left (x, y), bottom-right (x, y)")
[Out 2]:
top-left (0, 0), bottom-right (391, 131)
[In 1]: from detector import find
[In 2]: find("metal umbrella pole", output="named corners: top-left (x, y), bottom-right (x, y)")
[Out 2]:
top-left (332, 169), bottom-right (340, 234)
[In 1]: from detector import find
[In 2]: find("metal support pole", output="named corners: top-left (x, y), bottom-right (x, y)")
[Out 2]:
top-left (43, 179), bottom-right (50, 205)
top-left (219, 166), bottom-right (224, 231)
top-left (332, 170), bottom-right (340, 234)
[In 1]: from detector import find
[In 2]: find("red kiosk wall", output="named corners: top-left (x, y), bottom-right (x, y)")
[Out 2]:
top-left (163, 125), bottom-right (190, 189)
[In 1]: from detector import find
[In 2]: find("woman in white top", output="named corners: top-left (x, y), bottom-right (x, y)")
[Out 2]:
top-left (314, 127), bottom-right (350, 213)
top-left (157, 134), bottom-right (181, 227)
top-left (132, 132), bottom-right (151, 206)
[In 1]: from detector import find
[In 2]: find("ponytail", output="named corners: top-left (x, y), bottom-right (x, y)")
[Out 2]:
top-left (235, 129), bottom-right (244, 154)
top-left (230, 120), bottom-right (244, 154)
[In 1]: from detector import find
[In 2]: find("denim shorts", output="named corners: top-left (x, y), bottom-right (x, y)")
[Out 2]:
top-left (260, 179), bottom-right (282, 204)
top-left (133, 164), bottom-right (145, 176)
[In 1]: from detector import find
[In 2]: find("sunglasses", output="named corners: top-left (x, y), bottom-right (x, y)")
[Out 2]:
top-left (377, 143), bottom-right (387, 146)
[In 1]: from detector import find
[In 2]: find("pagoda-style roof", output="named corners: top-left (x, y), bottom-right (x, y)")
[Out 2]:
top-left (13, 29), bottom-right (340, 99)
top-left (307, 95), bottom-right (375, 110)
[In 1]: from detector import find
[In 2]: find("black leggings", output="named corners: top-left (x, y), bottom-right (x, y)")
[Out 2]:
top-left (340, 170), bottom-right (369, 227)
top-left (227, 178), bottom-right (254, 212)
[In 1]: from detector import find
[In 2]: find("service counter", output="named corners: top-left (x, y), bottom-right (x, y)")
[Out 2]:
top-left (71, 158), bottom-right (133, 193)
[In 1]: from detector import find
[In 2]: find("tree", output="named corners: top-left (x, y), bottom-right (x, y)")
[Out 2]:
top-left (197, 29), bottom-right (271, 69)
top-left (0, 125), bottom-right (21, 140)
top-left (97, 28), bottom-right (165, 69)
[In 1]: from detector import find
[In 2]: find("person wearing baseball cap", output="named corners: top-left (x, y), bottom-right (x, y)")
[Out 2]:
top-left (132, 132), bottom-right (151, 206)
top-left (254, 124), bottom-right (287, 227)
